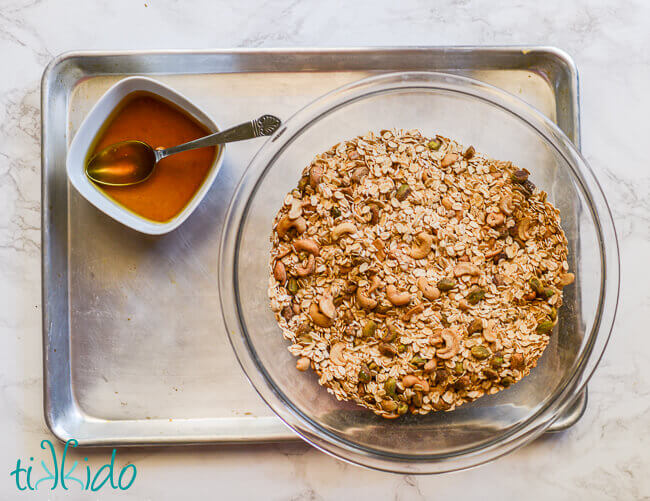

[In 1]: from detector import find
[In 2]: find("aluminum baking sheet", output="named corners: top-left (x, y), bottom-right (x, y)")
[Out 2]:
top-left (42, 47), bottom-right (585, 445)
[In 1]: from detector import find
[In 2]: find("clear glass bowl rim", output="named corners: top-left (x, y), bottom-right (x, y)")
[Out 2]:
top-left (219, 71), bottom-right (620, 474)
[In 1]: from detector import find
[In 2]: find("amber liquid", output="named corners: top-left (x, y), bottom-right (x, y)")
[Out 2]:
top-left (90, 92), bottom-right (217, 222)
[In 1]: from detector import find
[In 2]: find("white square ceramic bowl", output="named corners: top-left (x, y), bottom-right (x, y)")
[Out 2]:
top-left (67, 76), bottom-right (224, 234)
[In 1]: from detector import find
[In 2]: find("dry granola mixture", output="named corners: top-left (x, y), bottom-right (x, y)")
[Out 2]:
top-left (268, 129), bottom-right (575, 418)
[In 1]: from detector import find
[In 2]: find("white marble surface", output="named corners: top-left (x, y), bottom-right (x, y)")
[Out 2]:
top-left (1, 0), bottom-right (649, 498)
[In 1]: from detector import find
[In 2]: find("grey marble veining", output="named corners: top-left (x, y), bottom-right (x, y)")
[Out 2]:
top-left (0, 0), bottom-right (648, 499)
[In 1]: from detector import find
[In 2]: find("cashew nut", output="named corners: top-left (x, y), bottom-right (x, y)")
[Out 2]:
top-left (288, 198), bottom-right (303, 220)
top-left (381, 399), bottom-right (398, 412)
top-left (309, 164), bottom-right (323, 188)
top-left (483, 319), bottom-right (497, 343)
top-left (350, 166), bottom-right (369, 184)
top-left (409, 232), bottom-right (434, 259)
top-left (401, 303), bottom-right (424, 321)
top-left (318, 294), bottom-right (337, 320)
top-left (499, 194), bottom-right (515, 215)
top-left (367, 275), bottom-right (382, 294)
top-left (402, 375), bottom-right (430, 393)
top-left (386, 284), bottom-right (411, 306)
top-left (296, 357), bottom-right (310, 371)
top-left (440, 153), bottom-right (459, 167)
top-left (273, 260), bottom-right (286, 284)
top-left (329, 342), bottom-right (346, 365)
top-left (417, 277), bottom-right (441, 300)
top-left (293, 239), bottom-right (320, 256)
top-left (295, 254), bottom-right (315, 277)
top-left (331, 221), bottom-right (357, 240)
top-left (356, 287), bottom-right (378, 310)
top-left (309, 302), bottom-right (333, 328)
top-left (558, 272), bottom-right (575, 287)
top-left (486, 212), bottom-right (505, 227)
top-left (436, 329), bottom-right (461, 359)
top-left (453, 262), bottom-right (481, 277)
top-left (423, 360), bottom-right (437, 373)
top-left (276, 215), bottom-right (307, 239)
top-left (517, 217), bottom-right (534, 241)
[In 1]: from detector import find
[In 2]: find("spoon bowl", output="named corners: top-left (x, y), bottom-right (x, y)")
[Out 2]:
top-left (86, 140), bottom-right (158, 186)
top-left (85, 114), bottom-right (282, 186)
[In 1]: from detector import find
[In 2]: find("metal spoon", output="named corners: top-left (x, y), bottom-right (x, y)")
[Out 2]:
top-left (86, 114), bottom-right (282, 186)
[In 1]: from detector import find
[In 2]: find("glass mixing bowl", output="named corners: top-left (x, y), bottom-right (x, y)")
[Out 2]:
top-left (219, 72), bottom-right (619, 473)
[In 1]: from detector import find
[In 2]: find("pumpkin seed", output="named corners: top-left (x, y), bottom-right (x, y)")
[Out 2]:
top-left (384, 377), bottom-right (397, 396)
top-left (437, 278), bottom-right (456, 291)
top-left (330, 206), bottom-right (341, 219)
top-left (467, 318), bottom-right (483, 335)
top-left (427, 139), bottom-right (442, 151)
top-left (529, 277), bottom-right (544, 295)
top-left (286, 278), bottom-right (299, 295)
top-left (410, 356), bottom-right (427, 367)
top-left (382, 329), bottom-right (397, 343)
top-left (490, 356), bottom-right (503, 368)
top-left (397, 402), bottom-right (409, 415)
top-left (361, 320), bottom-right (377, 338)
top-left (501, 376), bottom-right (514, 387)
top-left (466, 287), bottom-right (486, 305)
top-left (542, 287), bottom-right (555, 299)
top-left (397, 343), bottom-right (406, 353)
top-left (536, 320), bottom-right (554, 334)
top-left (471, 345), bottom-right (491, 360)
top-left (395, 183), bottom-right (412, 201)
top-left (454, 362), bottom-right (464, 374)
top-left (358, 364), bottom-right (372, 384)
top-left (379, 343), bottom-right (398, 357)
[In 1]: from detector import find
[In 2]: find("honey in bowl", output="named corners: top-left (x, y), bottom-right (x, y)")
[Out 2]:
top-left (88, 91), bottom-right (217, 223)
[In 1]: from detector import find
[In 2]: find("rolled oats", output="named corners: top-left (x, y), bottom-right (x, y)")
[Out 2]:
top-left (268, 130), bottom-right (572, 418)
